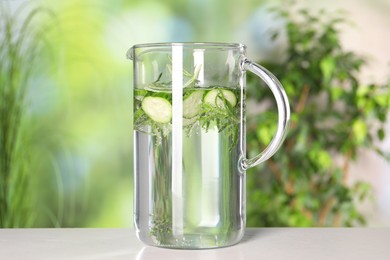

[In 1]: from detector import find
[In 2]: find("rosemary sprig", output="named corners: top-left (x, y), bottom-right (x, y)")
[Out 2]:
top-left (134, 87), bottom-right (240, 149)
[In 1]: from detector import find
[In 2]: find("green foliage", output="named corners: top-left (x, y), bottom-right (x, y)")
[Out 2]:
top-left (0, 3), bottom-right (54, 227)
top-left (246, 7), bottom-right (390, 227)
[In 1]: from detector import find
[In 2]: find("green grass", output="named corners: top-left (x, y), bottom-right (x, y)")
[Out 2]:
top-left (0, 2), bottom-right (55, 227)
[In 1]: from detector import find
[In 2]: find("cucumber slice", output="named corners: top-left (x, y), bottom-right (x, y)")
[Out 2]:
top-left (204, 89), bottom-right (237, 108)
top-left (144, 85), bottom-right (172, 93)
top-left (183, 90), bottom-right (204, 119)
top-left (141, 96), bottom-right (172, 123)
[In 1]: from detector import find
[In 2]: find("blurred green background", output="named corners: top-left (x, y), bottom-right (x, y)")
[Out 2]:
top-left (1, 0), bottom-right (389, 228)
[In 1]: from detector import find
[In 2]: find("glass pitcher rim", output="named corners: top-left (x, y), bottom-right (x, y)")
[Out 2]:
top-left (128, 42), bottom-right (246, 60)
top-left (131, 42), bottom-right (246, 49)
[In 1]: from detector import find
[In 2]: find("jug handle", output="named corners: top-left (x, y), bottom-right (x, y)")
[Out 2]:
top-left (240, 58), bottom-right (291, 170)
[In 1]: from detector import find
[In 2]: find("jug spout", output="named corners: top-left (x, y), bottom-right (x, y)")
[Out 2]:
top-left (126, 46), bottom-right (134, 60)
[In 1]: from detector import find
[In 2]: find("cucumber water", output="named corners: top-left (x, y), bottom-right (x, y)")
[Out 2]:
top-left (134, 85), bottom-right (244, 248)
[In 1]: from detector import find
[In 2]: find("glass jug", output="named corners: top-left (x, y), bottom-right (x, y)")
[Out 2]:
top-left (127, 43), bottom-right (290, 249)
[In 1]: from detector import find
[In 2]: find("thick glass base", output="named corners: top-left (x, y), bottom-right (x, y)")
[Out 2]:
top-left (136, 227), bottom-right (244, 249)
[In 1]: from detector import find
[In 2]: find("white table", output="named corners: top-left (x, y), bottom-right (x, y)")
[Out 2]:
top-left (0, 228), bottom-right (389, 259)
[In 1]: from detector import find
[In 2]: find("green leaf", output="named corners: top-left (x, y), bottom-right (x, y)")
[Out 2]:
top-left (320, 56), bottom-right (335, 84)
top-left (357, 85), bottom-right (370, 97)
top-left (374, 93), bottom-right (390, 107)
top-left (352, 119), bottom-right (367, 144)
top-left (257, 127), bottom-right (273, 146)
top-left (255, 113), bottom-right (278, 146)
top-left (330, 87), bottom-right (344, 100)
top-left (308, 146), bottom-right (332, 170)
top-left (281, 79), bottom-right (296, 97)
top-left (377, 128), bottom-right (385, 141)
top-left (294, 124), bottom-right (309, 152)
